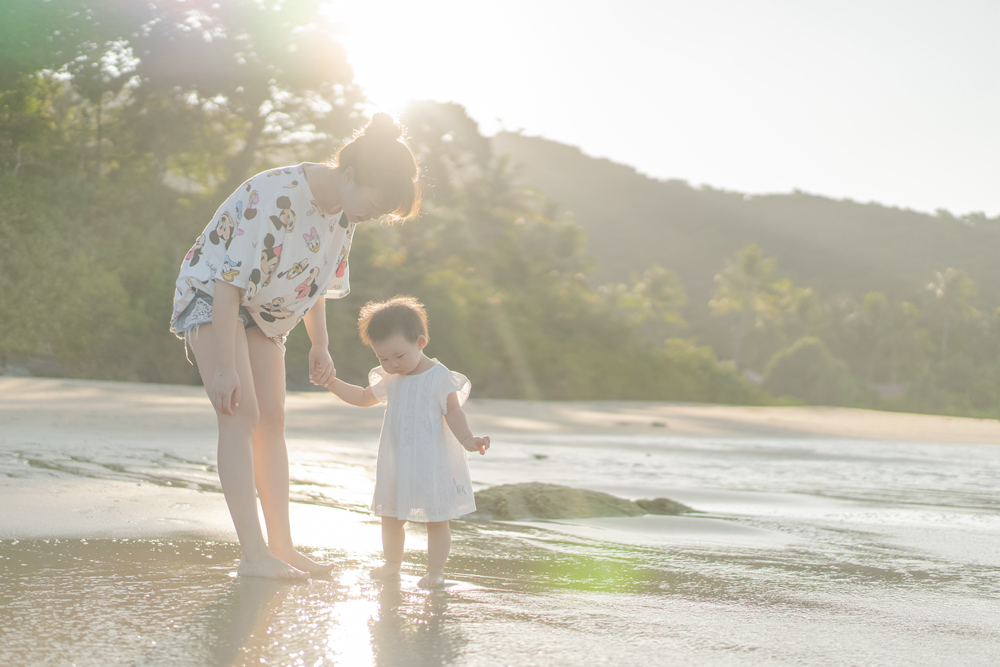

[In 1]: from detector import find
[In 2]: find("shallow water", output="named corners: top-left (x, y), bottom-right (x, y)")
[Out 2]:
top-left (2, 428), bottom-right (1000, 665)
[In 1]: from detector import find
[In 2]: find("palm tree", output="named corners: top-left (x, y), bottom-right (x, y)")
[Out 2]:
top-left (710, 244), bottom-right (780, 369)
top-left (926, 268), bottom-right (978, 354)
top-left (845, 291), bottom-right (891, 383)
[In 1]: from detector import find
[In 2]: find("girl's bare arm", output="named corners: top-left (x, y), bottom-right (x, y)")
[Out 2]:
top-left (444, 392), bottom-right (490, 454)
top-left (209, 280), bottom-right (242, 415)
top-left (303, 298), bottom-right (336, 387)
top-left (326, 378), bottom-right (380, 407)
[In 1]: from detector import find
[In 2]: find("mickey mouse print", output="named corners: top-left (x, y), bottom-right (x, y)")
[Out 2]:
top-left (171, 164), bottom-right (356, 340)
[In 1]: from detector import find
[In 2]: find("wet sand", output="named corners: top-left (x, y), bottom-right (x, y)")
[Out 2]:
top-left (2, 377), bottom-right (999, 666)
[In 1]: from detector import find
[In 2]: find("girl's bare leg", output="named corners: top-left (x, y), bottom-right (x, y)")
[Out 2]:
top-left (370, 516), bottom-right (406, 578)
top-left (245, 328), bottom-right (333, 574)
top-left (190, 322), bottom-right (306, 580)
top-left (418, 521), bottom-right (450, 588)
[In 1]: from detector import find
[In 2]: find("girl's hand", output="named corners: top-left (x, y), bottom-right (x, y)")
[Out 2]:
top-left (309, 346), bottom-right (336, 387)
top-left (462, 435), bottom-right (490, 455)
top-left (210, 368), bottom-right (241, 415)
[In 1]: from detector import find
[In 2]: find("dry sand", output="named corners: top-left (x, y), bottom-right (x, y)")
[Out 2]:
top-left (2, 376), bottom-right (999, 443)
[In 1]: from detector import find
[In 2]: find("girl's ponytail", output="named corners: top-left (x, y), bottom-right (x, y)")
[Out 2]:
top-left (332, 114), bottom-right (421, 222)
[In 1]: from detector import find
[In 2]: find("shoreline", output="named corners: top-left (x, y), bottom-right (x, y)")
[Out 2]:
top-left (2, 376), bottom-right (999, 444)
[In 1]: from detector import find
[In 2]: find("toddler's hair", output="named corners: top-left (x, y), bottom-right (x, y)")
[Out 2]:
top-left (358, 296), bottom-right (429, 347)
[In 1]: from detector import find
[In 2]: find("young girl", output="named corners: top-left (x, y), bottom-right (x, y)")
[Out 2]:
top-left (170, 114), bottom-right (421, 580)
top-left (323, 296), bottom-right (490, 588)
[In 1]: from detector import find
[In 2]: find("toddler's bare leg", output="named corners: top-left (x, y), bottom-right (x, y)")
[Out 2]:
top-left (246, 328), bottom-right (333, 575)
top-left (418, 520), bottom-right (450, 588)
top-left (370, 517), bottom-right (406, 578)
top-left (190, 323), bottom-right (305, 580)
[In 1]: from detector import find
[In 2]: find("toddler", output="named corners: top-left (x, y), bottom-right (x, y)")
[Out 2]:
top-left (324, 296), bottom-right (490, 588)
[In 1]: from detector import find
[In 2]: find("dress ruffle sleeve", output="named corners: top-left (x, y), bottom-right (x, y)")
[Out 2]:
top-left (437, 369), bottom-right (471, 415)
top-left (369, 366), bottom-right (389, 404)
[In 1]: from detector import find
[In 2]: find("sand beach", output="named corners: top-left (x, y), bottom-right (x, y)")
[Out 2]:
top-left (2, 377), bottom-right (999, 665)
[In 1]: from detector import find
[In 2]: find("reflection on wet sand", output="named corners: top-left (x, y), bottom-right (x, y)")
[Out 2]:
top-left (370, 579), bottom-right (461, 667)
top-left (134, 576), bottom-right (304, 667)
top-left (1, 539), bottom-right (479, 666)
top-left (3, 506), bottom-right (1000, 667)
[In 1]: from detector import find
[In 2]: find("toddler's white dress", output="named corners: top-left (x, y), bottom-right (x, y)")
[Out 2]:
top-left (369, 360), bottom-right (477, 522)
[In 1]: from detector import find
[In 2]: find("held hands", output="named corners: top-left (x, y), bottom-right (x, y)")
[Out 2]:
top-left (308, 346), bottom-right (336, 387)
top-left (210, 368), bottom-right (241, 415)
top-left (462, 435), bottom-right (490, 455)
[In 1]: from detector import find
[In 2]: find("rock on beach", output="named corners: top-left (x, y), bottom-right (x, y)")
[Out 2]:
top-left (470, 483), bottom-right (693, 521)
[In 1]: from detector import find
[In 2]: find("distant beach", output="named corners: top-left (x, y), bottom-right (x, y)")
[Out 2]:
top-left (2, 377), bottom-right (999, 666)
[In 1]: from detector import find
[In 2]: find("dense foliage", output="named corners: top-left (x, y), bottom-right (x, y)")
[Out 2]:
top-left (1, 0), bottom-right (760, 404)
top-left (6, 2), bottom-right (996, 417)
top-left (495, 133), bottom-right (1000, 416)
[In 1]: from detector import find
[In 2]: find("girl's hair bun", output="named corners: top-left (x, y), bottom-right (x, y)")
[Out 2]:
top-left (365, 113), bottom-right (403, 141)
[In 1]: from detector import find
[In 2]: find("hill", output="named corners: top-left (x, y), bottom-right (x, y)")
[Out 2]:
top-left (492, 133), bottom-right (1000, 313)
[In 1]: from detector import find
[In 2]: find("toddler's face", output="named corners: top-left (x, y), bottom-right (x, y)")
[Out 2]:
top-left (372, 333), bottom-right (427, 375)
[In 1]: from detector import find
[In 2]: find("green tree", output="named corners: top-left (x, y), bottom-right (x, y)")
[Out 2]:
top-left (843, 291), bottom-right (891, 383)
top-left (885, 300), bottom-right (922, 383)
top-left (925, 268), bottom-right (978, 354)
top-left (763, 337), bottom-right (868, 407)
top-left (709, 244), bottom-right (781, 368)
top-left (600, 264), bottom-right (687, 343)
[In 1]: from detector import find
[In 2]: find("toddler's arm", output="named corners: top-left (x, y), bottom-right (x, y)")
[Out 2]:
top-left (444, 392), bottom-right (490, 455)
top-left (325, 378), bottom-right (380, 407)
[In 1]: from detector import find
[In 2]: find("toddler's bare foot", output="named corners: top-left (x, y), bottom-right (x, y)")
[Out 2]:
top-left (272, 547), bottom-right (335, 575)
top-left (369, 562), bottom-right (401, 579)
top-left (237, 553), bottom-right (308, 580)
top-left (417, 569), bottom-right (446, 589)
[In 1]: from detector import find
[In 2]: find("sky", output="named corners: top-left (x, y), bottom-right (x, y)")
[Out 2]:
top-left (326, 0), bottom-right (999, 217)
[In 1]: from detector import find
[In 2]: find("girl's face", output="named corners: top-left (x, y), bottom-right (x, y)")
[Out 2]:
top-left (339, 167), bottom-right (387, 225)
top-left (372, 333), bottom-right (427, 375)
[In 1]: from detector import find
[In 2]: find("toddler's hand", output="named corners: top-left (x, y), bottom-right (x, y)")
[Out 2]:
top-left (462, 435), bottom-right (490, 455)
top-left (309, 347), bottom-right (336, 387)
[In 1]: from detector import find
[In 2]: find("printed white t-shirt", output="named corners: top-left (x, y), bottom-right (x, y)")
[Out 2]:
top-left (171, 164), bottom-right (357, 339)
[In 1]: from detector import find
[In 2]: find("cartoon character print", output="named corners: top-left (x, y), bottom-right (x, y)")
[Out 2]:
top-left (239, 184), bottom-right (260, 219)
top-left (283, 180), bottom-right (299, 189)
top-left (303, 227), bottom-right (320, 253)
top-left (307, 200), bottom-right (326, 218)
top-left (185, 234), bottom-right (206, 266)
top-left (278, 258), bottom-right (309, 281)
top-left (294, 267), bottom-right (321, 300)
top-left (260, 233), bottom-right (282, 288)
top-left (333, 240), bottom-right (352, 278)
top-left (245, 190), bottom-right (259, 219)
top-left (270, 196), bottom-right (296, 232)
top-left (259, 297), bottom-right (294, 323)
top-left (245, 268), bottom-right (261, 301)
top-left (220, 255), bottom-right (242, 283)
top-left (209, 211), bottom-right (236, 250)
top-left (330, 210), bottom-right (351, 233)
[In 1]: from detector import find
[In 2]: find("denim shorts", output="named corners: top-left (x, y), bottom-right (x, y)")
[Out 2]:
top-left (174, 291), bottom-right (256, 334)
top-left (174, 291), bottom-right (286, 360)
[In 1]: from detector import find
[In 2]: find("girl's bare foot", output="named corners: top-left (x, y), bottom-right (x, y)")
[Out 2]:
top-left (417, 569), bottom-right (446, 589)
top-left (271, 547), bottom-right (335, 575)
top-left (369, 562), bottom-right (401, 579)
top-left (237, 552), bottom-right (309, 580)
